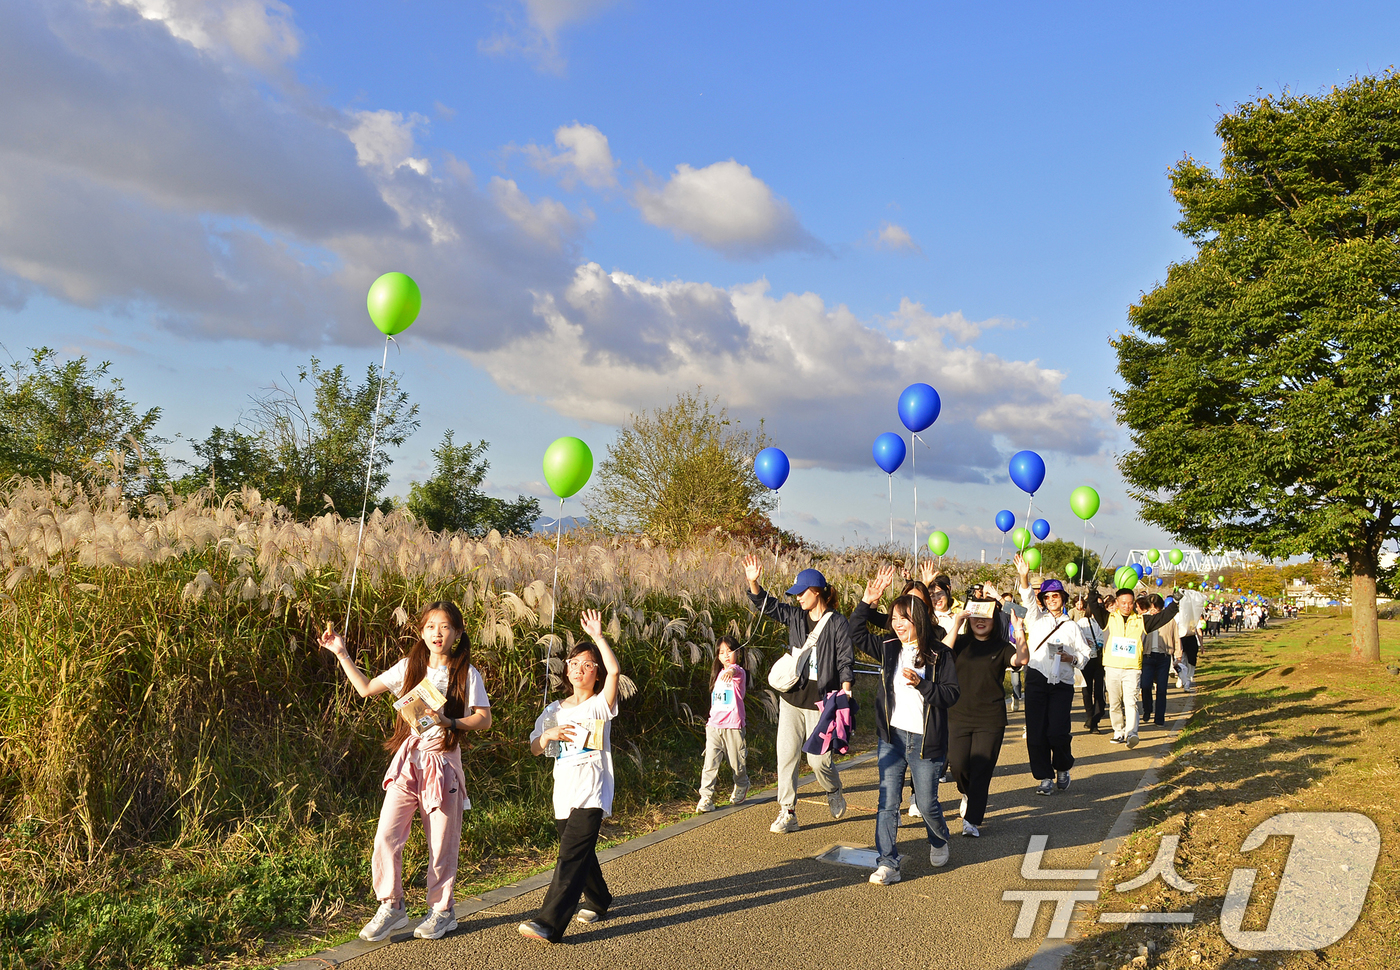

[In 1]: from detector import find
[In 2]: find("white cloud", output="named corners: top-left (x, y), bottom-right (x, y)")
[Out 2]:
top-left (347, 110), bottom-right (431, 176)
top-left (110, 0), bottom-right (301, 70)
top-left (489, 177), bottom-right (586, 248)
top-left (479, 0), bottom-right (622, 73)
top-left (872, 221), bottom-right (922, 254)
top-left (633, 160), bottom-right (819, 258)
top-left (520, 123), bottom-right (618, 190)
top-left (464, 266), bottom-right (1115, 481)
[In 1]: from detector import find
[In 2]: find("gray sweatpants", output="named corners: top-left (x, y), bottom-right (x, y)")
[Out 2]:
top-left (698, 725), bottom-right (750, 799)
top-left (776, 699), bottom-right (840, 811)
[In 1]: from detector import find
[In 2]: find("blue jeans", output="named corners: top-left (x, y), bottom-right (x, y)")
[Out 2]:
top-left (875, 728), bottom-right (949, 871)
top-left (1140, 653), bottom-right (1171, 724)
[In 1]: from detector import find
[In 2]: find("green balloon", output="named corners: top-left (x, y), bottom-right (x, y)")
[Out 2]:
top-left (367, 272), bottom-right (422, 336)
top-left (1146, 548), bottom-right (1160, 564)
top-left (1064, 561), bottom-right (1079, 579)
top-left (1011, 527), bottom-right (1032, 551)
top-left (1167, 548), bottom-right (1184, 565)
top-left (1217, 575), bottom-right (1225, 582)
top-left (1115, 566), bottom-right (1139, 590)
top-left (1023, 547), bottom-right (1042, 570)
top-left (927, 531), bottom-right (949, 556)
top-left (1069, 485), bottom-right (1100, 520)
top-left (542, 437), bottom-right (593, 498)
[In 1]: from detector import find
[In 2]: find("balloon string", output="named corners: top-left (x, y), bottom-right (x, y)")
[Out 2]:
top-left (342, 336), bottom-right (391, 640)
top-left (888, 474), bottom-right (893, 545)
top-left (910, 431), bottom-right (918, 572)
top-left (547, 498), bottom-right (563, 706)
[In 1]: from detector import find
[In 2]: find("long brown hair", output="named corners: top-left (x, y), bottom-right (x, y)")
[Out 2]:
top-left (891, 594), bottom-right (941, 669)
top-left (384, 601), bottom-right (474, 753)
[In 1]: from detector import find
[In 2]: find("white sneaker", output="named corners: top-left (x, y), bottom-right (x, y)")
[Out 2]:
top-left (413, 908), bottom-right (458, 940)
top-left (770, 808), bottom-right (798, 833)
top-left (962, 821), bottom-right (980, 838)
top-left (959, 796), bottom-right (968, 819)
top-left (359, 902), bottom-right (409, 942)
top-left (869, 864), bottom-right (901, 885)
top-left (929, 843), bottom-right (950, 867)
top-left (908, 800), bottom-right (922, 818)
top-left (730, 785), bottom-right (749, 805)
top-left (696, 796), bottom-right (716, 813)
top-left (828, 790), bottom-right (847, 819)
top-left (575, 908), bottom-right (600, 924)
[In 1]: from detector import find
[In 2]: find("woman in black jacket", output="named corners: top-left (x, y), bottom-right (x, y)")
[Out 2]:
top-left (744, 555), bottom-right (855, 835)
top-left (849, 589), bottom-right (959, 885)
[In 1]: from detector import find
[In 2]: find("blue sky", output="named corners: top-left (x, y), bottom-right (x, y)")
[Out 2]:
top-left (2, 0), bottom-right (1395, 558)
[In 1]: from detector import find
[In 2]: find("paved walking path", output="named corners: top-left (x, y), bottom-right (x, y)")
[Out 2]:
top-left (287, 686), bottom-right (1200, 970)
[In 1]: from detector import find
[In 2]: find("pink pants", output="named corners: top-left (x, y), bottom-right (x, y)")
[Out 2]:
top-left (372, 738), bottom-right (465, 913)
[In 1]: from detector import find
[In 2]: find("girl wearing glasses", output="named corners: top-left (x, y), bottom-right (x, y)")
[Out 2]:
top-left (519, 609), bottom-right (622, 943)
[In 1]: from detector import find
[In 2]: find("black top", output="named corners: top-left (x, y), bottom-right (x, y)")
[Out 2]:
top-left (847, 602), bottom-right (961, 761)
top-left (748, 587), bottom-right (855, 709)
top-left (949, 636), bottom-right (1019, 727)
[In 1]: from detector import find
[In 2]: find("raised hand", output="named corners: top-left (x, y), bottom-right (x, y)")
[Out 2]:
top-left (918, 559), bottom-right (939, 586)
top-left (742, 554), bottom-right (761, 584)
top-left (318, 622), bottom-right (348, 659)
top-left (580, 609), bottom-right (603, 641)
top-left (1014, 552), bottom-right (1030, 585)
top-left (863, 563), bottom-right (897, 604)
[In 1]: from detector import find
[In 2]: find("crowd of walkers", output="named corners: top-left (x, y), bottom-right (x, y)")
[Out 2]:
top-left (316, 556), bottom-right (1242, 944)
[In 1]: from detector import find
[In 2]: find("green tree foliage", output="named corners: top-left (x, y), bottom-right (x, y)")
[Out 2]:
top-left (0, 347), bottom-right (165, 491)
top-left (1032, 539), bottom-right (1101, 584)
top-left (406, 430), bottom-right (541, 535)
top-left (178, 358), bottom-right (418, 520)
top-left (585, 390), bottom-right (775, 544)
top-left (1114, 74), bottom-right (1400, 661)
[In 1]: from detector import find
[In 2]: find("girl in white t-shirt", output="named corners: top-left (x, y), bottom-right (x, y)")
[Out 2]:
top-left (319, 601), bottom-right (492, 943)
top-left (519, 609), bottom-right (622, 943)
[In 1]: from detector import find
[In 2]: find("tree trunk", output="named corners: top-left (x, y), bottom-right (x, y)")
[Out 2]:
top-left (1349, 550), bottom-right (1380, 662)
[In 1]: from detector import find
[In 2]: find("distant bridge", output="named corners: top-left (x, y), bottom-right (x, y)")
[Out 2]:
top-left (1125, 549), bottom-right (1241, 573)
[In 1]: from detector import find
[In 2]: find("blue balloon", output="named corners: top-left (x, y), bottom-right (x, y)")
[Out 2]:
top-left (898, 383), bottom-right (941, 433)
top-left (1143, 564), bottom-right (1153, 576)
top-left (1008, 450), bottom-right (1046, 494)
top-left (1030, 518), bottom-right (1050, 541)
top-left (1156, 578), bottom-right (1163, 587)
top-left (995, 510), bottom-right (1015, 533)
top-left (872, 432), bottom-right (906, 475)
top-left (754, 447), bottom-right (790, 490)
top-left (1131, 563), bottom-right (1145, 578)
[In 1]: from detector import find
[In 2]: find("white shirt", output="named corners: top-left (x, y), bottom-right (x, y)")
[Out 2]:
top-left (531, 692), bottom-right (619, 819)
top-left (1076, 615), bottom-right (1104, 658)
top-left (888, 640), bottom-right (926, 734)
top-left (379, 658), bottom-right (490, 747)
top-left (1019, 586), bottom-right (1092, 685)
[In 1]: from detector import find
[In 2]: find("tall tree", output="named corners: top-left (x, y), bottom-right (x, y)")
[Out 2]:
top-left (585, 390), bottom-right (775, 544)
top-left (1114, 73), bottom-right (1400, 662)
top-left (406, 430), bottom-right (541, 535)
top-left (1032, 539), bottom-right (1101, 585)
top-left (178, 358), bottom-right (418, 520)
top-left (0, 347), bottom-right (165, 491)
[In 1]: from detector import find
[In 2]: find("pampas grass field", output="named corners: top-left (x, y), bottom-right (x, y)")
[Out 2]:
top-left (0, 478), bottom-right (1011, 968)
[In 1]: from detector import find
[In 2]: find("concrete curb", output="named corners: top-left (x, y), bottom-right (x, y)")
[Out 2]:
top-left (277, 750), bottom-right (877, 969)
top-left (1023, 693), bottom-right (1198, 970)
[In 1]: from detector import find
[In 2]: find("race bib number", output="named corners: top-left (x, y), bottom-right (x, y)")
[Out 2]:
top-left (712, 687), bottom-right (734, 707)
top-left (556, 718), bottom-right (604, 763)
top-left (1109, 636), bottom-right (1138, 659)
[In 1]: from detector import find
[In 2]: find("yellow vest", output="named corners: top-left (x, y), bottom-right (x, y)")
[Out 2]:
top-left (1102, 612), bottom-right (1146, 670)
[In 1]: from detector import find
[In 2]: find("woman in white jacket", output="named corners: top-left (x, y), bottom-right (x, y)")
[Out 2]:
top-left (1015, 555), bottom-right (1093, 795)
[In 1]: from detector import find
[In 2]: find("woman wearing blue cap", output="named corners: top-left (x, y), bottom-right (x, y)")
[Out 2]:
top-left (1014, 555), bottom-right (1093, 795)
top-left (743, 555), bottom-right (855, 834)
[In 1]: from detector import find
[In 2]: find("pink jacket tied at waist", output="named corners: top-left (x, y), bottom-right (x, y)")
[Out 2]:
top-left (383, 733), bottom-right (466, 813)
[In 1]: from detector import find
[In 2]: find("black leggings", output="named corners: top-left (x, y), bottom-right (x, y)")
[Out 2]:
top-left (536, 808), bottom-right (611, 941)
top-left (947, 720), bottom-right (1006, 826)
